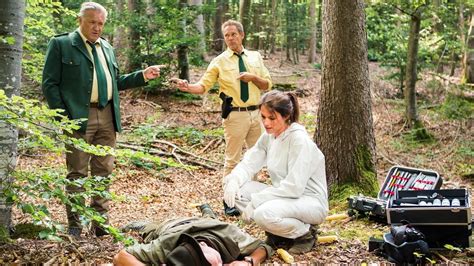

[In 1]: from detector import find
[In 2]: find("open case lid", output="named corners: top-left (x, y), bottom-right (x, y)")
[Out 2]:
top-left (378, 165), bottom-right (442, 202)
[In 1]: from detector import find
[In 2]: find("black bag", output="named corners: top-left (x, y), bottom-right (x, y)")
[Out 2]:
top-left (219, 92), bottom-right (233, 119)
top-left (382, 224), bottom-right (430, 264)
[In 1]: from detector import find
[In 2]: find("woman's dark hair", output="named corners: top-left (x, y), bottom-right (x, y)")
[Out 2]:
top-left (259, 90), bottom-right (300, 124)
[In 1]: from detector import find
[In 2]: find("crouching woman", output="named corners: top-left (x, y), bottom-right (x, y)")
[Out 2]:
top-left (223, 90), bottom-right (329, 254)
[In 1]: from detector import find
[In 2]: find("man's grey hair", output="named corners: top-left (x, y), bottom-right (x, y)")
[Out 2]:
top-left (78, 2), bottom-right (108, 19)
top-left (221, 20), bottom-right (244, 34)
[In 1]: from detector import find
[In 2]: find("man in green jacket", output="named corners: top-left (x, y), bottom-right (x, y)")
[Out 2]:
top-left (42, 1), bottom-right (163, 237)
top-left (114, 217), bottom-right (273, 265)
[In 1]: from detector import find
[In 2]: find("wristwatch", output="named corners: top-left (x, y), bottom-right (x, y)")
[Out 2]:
top-left (244, 256), bottom-right (254, 266)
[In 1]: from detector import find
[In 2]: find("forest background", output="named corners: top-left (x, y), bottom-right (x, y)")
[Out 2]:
top-left (0, 0), bottom-right (473, 264)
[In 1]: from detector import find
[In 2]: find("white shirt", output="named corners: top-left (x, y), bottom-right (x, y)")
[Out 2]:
top-left (225, 123), bottom-right (328, 209)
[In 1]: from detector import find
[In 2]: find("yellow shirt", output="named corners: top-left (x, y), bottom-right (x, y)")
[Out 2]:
top-left (198, 47), bottom-right (272, 107)
top-left (77, 29), bottom-right (113, 103)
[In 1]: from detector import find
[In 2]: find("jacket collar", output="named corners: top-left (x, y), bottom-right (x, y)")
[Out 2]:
top-left (70, 30), bottom-right (92, 62)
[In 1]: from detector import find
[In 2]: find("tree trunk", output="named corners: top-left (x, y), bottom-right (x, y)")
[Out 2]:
top-left (127, 0), bottom-right (141, 71)
top-left (239, 0), bottom-right (251, 45)
top-left (463, 10), bottom-right (474, 83)
top-left (189, 0), bottom-right (206, 60)
top-left (316, 0), bottom-right (377, 198)
top-left (308, 0), bottom-right (317, 63)
top-left (404, 9), bottom-right (422, 128)
top-left (212, 0), bottom-right (225, 53)
top-left (269, 0), bottom-right (278, 54)
top-left (178, 0), bottom-right (189, 80)
top-left (433, 0), bottom-right (445, 74)
top-left (0, 0), bottom-right (25, 238)
top-left (113, 0), bottom-right (130, 70)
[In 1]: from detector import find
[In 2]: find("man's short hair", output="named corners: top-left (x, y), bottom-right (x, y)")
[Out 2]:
top-left (221, 20), bottom-right (244, 34)
top-left (78, 2), bottom-right (108, 19)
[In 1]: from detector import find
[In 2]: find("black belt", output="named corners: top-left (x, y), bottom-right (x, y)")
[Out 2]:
top-left (231, 105), bottom-right (258, 111)
top-left (89, 101), bottom-right (111, 109)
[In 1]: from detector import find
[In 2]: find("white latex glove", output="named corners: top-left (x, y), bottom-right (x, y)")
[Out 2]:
top-left (242, 203), bottom-right (254, 223)
top-left (223, 179), bottom-right (241, 208)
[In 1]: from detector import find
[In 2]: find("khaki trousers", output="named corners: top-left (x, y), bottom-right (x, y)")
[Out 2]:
top-left (65, 104), bottom-right (116, 229)
top-left (222, 109), bottom-right (263, 177)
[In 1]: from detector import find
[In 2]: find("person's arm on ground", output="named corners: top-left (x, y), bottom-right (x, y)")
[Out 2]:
top-left (113, 250), bottom-right (145, 266)
top-left (228, 246), bottom-right (268, 266)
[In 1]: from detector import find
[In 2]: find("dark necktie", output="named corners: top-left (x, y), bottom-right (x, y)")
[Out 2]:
top-left (235, 52), bottom-right (249, 102)
top-left (87, 41), bottom-right (108, 107)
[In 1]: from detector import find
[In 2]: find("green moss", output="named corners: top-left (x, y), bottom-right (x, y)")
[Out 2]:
top-left (0, 226), bottom-right (10, 243)
top-left (328, 145), bottom-right (378, 210)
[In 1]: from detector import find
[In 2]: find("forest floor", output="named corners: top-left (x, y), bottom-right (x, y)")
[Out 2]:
top-left (1, 52), bottom-right (473, 265)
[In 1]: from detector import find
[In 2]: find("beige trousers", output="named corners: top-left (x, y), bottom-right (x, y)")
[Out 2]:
top-left (222, 109), bottom-right (263, 177)
top-left (65, 104), bottom-right (116, 228)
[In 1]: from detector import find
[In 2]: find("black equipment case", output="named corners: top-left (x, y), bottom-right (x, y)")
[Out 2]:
top-left (348, 165), bottom-right (443, 222)
top-left (387, 188), bottom-right (472, 248)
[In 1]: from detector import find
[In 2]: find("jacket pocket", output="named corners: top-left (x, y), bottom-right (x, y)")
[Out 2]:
top-left (61, 57), bottom-right (81, 80)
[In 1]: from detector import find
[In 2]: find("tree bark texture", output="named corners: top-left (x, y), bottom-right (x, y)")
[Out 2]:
top-left (463, 11), bottom-right (474, 83)
top-left (308, 0), bottom-right (317, 63)
top-left (316, 0), bottom-right (376, 196)
top-left (404, 9), bottom-right (422, 127)
top-left (127, 0), bottom-right (141, 72)
top-left (239, 0), bottom-right (251, 45)
top-left (212, 0), bottom-right (226, 53)
top-left (178, 0), bottom-right (189, 80)
top-left (113, 0), bottom-right (130, 70)
top-left (189, 0), bottom-right (206, 60)
top-left (0, 0), bottom-right (25, 234)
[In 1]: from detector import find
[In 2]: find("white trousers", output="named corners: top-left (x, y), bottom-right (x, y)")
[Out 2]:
top-left (235, 181), bottom-right (327, 239)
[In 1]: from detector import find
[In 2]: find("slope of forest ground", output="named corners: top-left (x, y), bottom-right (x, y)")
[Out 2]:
top-left (1, 52), bottom-right (473, 265)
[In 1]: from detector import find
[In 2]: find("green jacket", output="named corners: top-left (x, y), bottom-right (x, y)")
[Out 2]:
top-left (42, 30), bottom-right (146, 132)
top-left (126, 217), bottom-right (274, 265)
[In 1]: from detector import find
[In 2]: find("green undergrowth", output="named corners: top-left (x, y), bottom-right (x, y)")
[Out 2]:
top-left (440, 92), bottom-right (473, 120)
top-left (128, 124), bottom-right (223, 146)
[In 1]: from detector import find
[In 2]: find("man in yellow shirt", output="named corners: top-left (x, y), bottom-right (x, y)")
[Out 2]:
top-left (174, 20), bottom-right (272, 215)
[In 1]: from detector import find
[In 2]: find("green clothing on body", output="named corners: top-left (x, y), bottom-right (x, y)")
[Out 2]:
top-left (126, 217), bottom-right (273, 264)
top-left (42, 30), bottom-right (146, 132)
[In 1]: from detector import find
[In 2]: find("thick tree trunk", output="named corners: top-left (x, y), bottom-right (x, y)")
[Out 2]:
top-left (404, 9), bottom-right (422, 128)
top-left (308, 0), bottom-right (317, 63)
top-left (0, 0), bottom-right (25, 238)
top-left (316, 0), bottom-right (377, 198)
top-left (239, 0), bottom-right (251, 45)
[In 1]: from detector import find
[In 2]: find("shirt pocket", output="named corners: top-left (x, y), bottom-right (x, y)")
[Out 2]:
top-left (246, 59), bottom-right (262, 74)
top-left (219, 65), bottom-right (239, 84)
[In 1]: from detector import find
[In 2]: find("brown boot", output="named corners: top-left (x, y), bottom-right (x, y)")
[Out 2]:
top-left (288, 231), bottom-right (316, 254)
